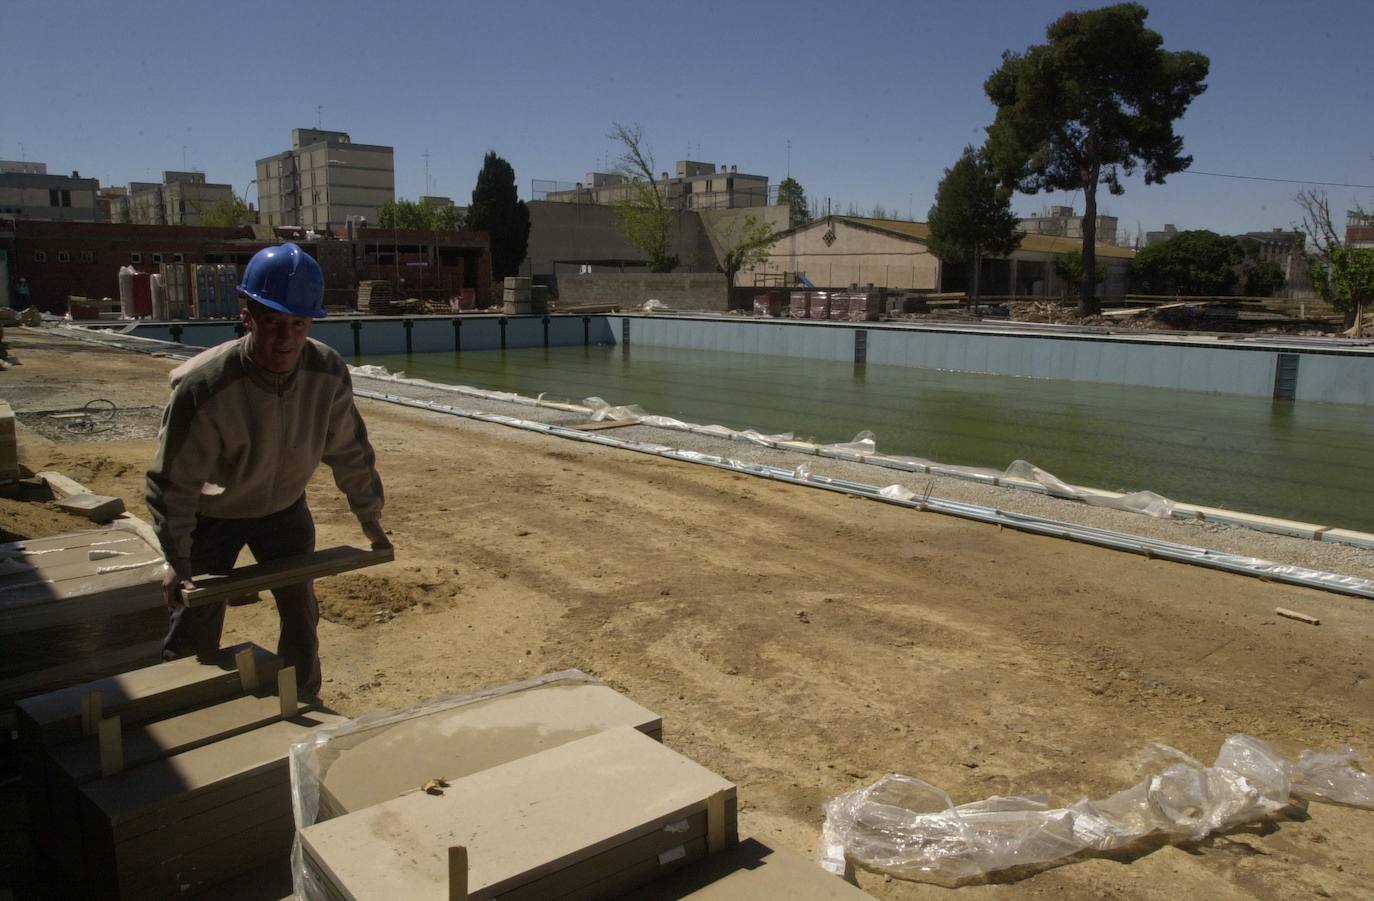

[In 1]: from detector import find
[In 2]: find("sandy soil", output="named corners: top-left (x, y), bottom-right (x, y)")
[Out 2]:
top-left (4, 328), bottom-right (1372, 900)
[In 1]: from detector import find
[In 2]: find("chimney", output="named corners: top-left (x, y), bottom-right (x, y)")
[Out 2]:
top-left (661, 172), bottom-right (668, 181)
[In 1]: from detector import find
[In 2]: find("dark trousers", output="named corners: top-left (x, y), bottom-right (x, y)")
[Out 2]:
top-left (161, 495), bottom-right (322, 697)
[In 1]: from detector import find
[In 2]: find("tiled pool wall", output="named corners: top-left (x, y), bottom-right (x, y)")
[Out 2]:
top-left (117, 314), bottom-right (1373, 407)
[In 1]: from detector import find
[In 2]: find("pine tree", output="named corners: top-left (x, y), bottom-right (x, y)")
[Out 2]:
top-left (467, 152), bottom-right (531, 280)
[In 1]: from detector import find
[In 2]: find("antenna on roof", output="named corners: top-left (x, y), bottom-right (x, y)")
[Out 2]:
top-left (316, 105), bottom-right (323, 128)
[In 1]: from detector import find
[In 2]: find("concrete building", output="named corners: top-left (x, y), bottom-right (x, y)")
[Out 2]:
top-left (1239, 228), bottom-right (1312, 298)
top-left (0, 161), bottom-right (48, 175)
top-left (0, 168), bottom-right (100, 221)
top-left (749, 215), bottom-right (1134, 296)
top-left (1021, 205), bottom-right (1122, 246)
top-left (1145, 224), bottom-right (1179, 246)
top-left (1347, 211), bottom-right (1374, 250)
top-left (120, 172), bottom-right (236, 226)
top-left (255, 128), bottom-right (395, 232)
top-left (543, 160), bottom-right (770, 210)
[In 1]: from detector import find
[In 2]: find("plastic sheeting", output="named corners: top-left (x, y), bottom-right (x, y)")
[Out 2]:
top-left (287, 670), bottom-right (600, 901)
top-left (818, 734), bottom-right (1374, 887)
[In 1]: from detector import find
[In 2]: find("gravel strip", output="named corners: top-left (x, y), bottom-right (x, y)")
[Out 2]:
top-left (350, 374), bottom-right (1374, 583)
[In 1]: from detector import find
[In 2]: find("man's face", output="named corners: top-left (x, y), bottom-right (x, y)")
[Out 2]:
top-left (244, 304), bottom-right (312, 373)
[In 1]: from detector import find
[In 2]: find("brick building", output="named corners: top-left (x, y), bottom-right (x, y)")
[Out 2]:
top-left (3, 220), bottom-right (491, 314)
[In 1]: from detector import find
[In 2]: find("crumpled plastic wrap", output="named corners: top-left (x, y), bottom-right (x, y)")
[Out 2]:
top-left (818, 734), bottom-right (1373, 886)
top-left (288, 669), bottom-right (599, 901)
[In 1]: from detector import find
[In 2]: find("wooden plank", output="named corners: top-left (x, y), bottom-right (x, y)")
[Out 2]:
top-left (49, 692), bottom-right (318, 784)
top-left (300, 726), bottom-right (736, 900)
top-left (98, 715), bottom-right (123, 777)
top-left (315, 680), bottom-right (662, 820)
top-left (15, 642), bottom-right (280, 745)
top-left (1276, 607), bottom-right (1320, 626)
top-left (184, 545), bottom-right (394, 607)
top-left (564, 418), bottom-right (641, 432)
top-left (448, 847), bottom-right (468, 901)
top-left (707, 790), bottom-right (727, 854)
top-left (277, 667), bottom-right (297, 718)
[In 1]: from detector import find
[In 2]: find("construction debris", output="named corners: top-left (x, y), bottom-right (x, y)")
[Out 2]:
top-left (1275, 607), bottom-right (1320, 626)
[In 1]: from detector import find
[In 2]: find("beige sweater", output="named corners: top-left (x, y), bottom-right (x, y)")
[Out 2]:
top-left (146, 336), bottom-right (384, 561)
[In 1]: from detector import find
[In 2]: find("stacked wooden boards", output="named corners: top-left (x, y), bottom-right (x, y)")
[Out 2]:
top-left (301, 726), bottom-right (738, 900)
top-left (313, 679), bottom-right (663, 821)
top-left (16, 642), bottom-right (344, 899)
top-left (0, 522), bottom-right (167, 708)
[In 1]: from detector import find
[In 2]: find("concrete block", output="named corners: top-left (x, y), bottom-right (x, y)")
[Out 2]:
top-left (621, 837), bottom-right (876, 899)
top-left (301, 726), bottom-right (737, 900)
top-left (1320, 528), bottom-right (1374, 550)
top-left (316, 680), bottom-right (663, 820)
top-left (55, 492), bottom-right (126, 523)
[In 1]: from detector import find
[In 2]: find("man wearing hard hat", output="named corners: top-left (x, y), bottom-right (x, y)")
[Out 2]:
top-left (146, 243), bottom-right (389, 698)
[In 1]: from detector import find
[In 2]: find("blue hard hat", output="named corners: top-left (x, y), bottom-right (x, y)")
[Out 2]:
top-left (239, 243), bottom-right (326, 319)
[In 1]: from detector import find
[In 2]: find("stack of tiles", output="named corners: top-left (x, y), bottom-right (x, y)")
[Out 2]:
top-left (300, 726), bottom-right (737, 900)
top-left (789, 292), bottom-right (811, 319)
top-left (827, 294), bottom-right (851, 320)
top-left (0, 399), bottom-right (17, 481)
top-left (16, 643), bottom-right (343, 899)
top-left (358, 280), bottom-right (394, 314)
top-left (312, 679), bottom-right (664, 822)
top-left (0, 524), bottom-right (168, 708)
top-left (622, 837), bottom-right (875, 899)
top-left (808, 292), bottom-right (832, 319)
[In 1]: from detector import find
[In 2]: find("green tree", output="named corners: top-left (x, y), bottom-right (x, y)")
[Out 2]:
top-left (718, 215), bottom-right (777, 307)
top-left (1130, 230), bottom-right (1244, 296)
top-left (1299, 189), bottom-right (1374, 334)
top-left (926, 146), bottom-right (1022, 303)
top-left (777, 177), bottom-right (808, 228)
top-left (466, 152), bottom-right (531, 280)
top-left (608, 122), bottom-right (678, 272)
top-left (200, 194), bottom-right (252, 228)
top-left (983, 3), bottom-right (1209, 314)
top-left (377, 198), bottom-right (465, 231)
top-left (1241, 260), bottom-right (1286, 297)
top-left (1053, 251), bottom-right (1105, 297)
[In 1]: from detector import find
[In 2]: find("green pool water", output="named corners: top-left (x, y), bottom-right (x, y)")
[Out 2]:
top-left (358, 344), bottom-right (1374, 533)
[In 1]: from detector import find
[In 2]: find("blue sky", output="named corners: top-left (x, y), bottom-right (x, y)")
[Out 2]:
top-left (6, 0), bottom-right (1371, 238)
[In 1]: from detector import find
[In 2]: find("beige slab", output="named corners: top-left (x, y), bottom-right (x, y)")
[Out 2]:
top-left (16, 642), bottom-right (281, 745)
top-left (55, 493), bottom-right (127, 523)
top-left (83, 711), bottom-right (346, 826)
top-left (51, 692), bottom-right (317, 784)
top-left (316, 680), bottom-right (663, 818)
top-left (301, 726), bottom-right (735, 900)
top-left (185, 545), bottom-right (394, 607)
top-left (621, 837), bottom-right (876, 900)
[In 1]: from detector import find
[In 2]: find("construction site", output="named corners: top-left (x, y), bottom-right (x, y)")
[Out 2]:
top-left (1, 300), bottom-right (1372, 900)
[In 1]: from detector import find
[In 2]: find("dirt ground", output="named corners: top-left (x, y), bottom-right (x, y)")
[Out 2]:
top-left (3, 329), bottom-right (1372, 899)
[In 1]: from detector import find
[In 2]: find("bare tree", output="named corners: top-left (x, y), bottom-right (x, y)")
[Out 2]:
top-left (608, 122), bottom-right (678, 272)
top-left (1297, 188), bottom-right (1374, 335)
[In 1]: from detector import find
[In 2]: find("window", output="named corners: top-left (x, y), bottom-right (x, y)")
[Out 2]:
top-left (48, 189), bottom-right (71, 207)
top-left (152, 253), bottom-right (163, 264)
top-left (80, 251), bottom-right (95, 263)
top-left (130, 252), bottom-right (142, 263)
top-left (57, 250), bottom-right (71, 262)
top-left (33, 250), bottom-right (47, 262)
top-left (173, 253), bottom-right (184, 263)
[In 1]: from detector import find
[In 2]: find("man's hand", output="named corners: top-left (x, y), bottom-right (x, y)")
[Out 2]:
top-left (360, 519), bottom-right (392, 551)
top-left (162, 557), bottom-right (195, 611)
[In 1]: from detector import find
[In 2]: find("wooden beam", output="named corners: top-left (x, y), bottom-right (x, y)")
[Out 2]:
top-left (1276, 607), bottom-right (1320, 626)
top-left (55, 493), bottom-right (127, 523)
top-left (449, 846), bottom-right (469, 901)
top-left (184, 546), bottom-right (394, 608)
top-left (277, 667), bottom-right (297, 718)
top-left (236, 648), bottom-right (259, 692)
top-left (99, 715), bottom-right (123, 777)
top-left (707, 790), bottom-right (727, 854)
